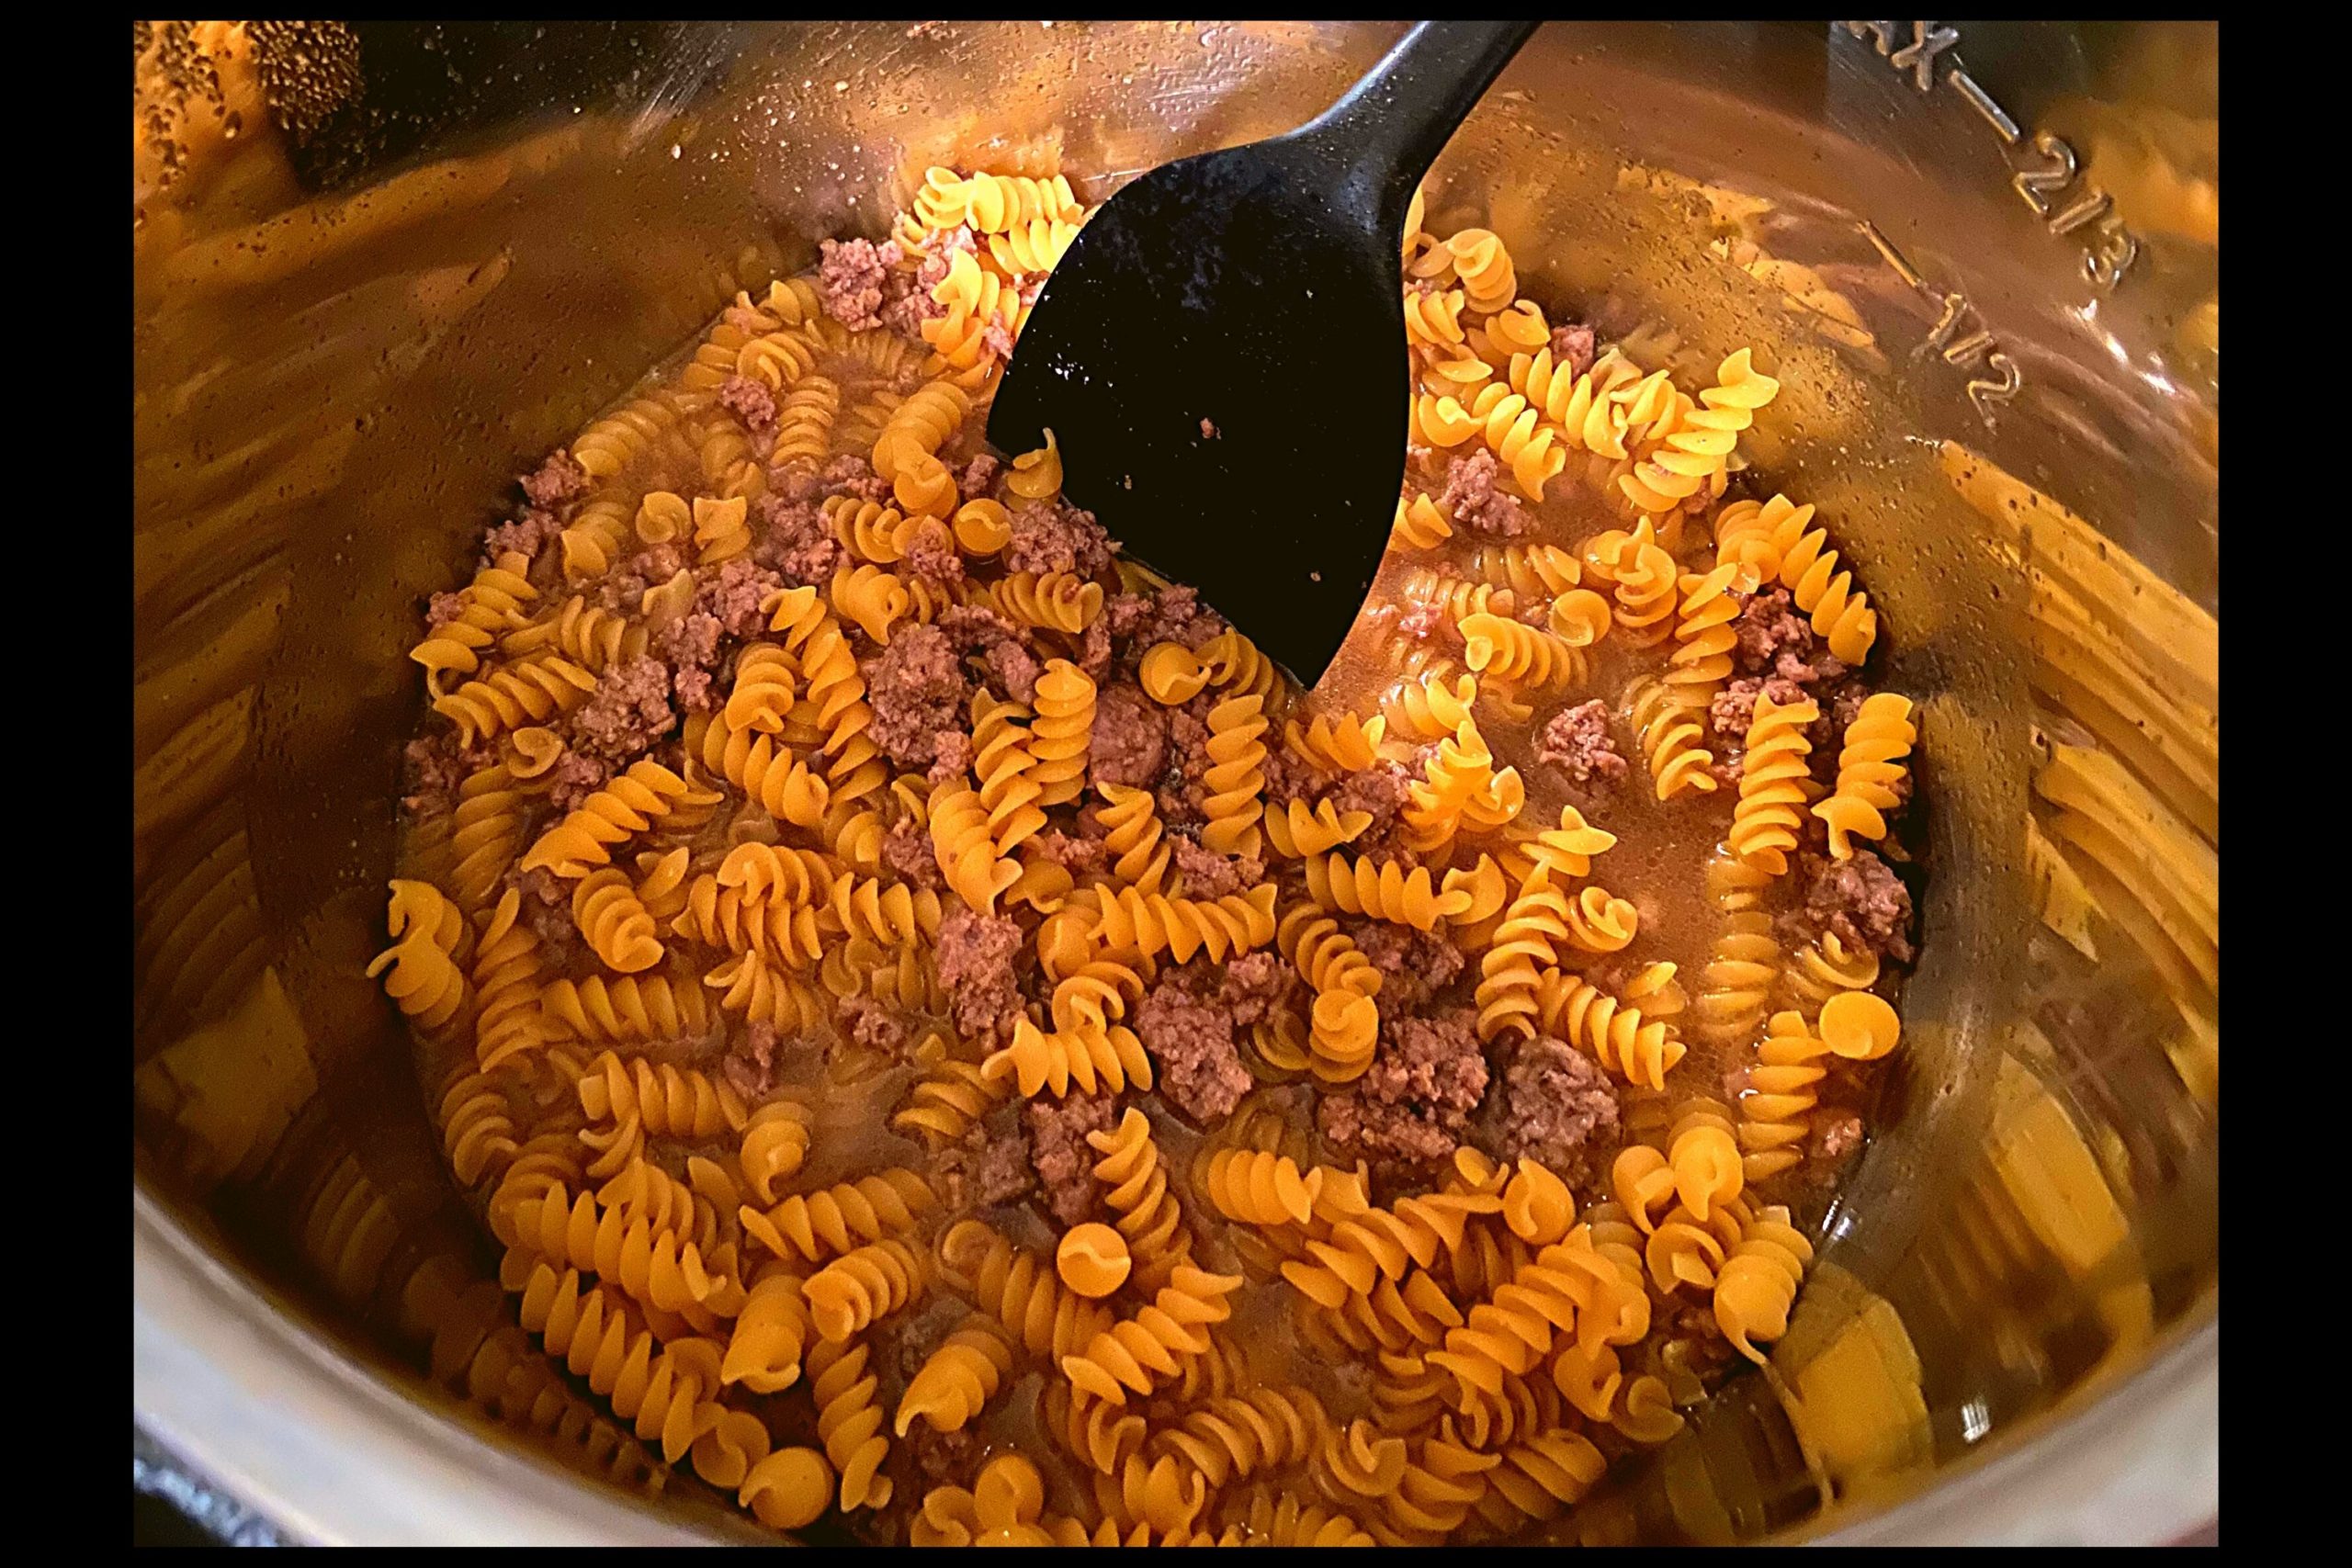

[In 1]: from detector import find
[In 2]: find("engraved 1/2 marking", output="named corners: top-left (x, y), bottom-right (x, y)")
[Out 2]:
top-left (1839, 21), bottom-right (2141, 291)
top-left (1860, 220), bottom-right (2022, 429)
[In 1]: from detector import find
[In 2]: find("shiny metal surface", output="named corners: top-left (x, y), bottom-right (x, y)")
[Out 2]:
top-left (132, 19), bottom-right (2217, 1545)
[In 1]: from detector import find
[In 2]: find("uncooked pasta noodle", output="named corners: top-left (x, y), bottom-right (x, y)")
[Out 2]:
top-left (378, 159), bottom-right (1926, 1541)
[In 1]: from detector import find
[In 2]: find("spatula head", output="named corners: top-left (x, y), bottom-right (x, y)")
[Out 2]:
top-left (989, 139), bottom-right (1407, 688)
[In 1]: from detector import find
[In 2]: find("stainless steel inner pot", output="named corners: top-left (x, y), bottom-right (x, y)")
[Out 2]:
top-left (131, 19), bottom-right (2219, 1545)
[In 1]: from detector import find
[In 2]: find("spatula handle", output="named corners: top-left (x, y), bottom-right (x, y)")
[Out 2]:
top-left (1300, 20), bottom-right (1542, 226)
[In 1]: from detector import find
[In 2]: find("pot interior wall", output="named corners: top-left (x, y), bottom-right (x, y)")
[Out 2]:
top-left (132, 18), bottom-right (2217, 1543)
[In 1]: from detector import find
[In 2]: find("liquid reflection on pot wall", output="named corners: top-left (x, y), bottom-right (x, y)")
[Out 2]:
top-left (131, 19), bottom-right (2215, 1543)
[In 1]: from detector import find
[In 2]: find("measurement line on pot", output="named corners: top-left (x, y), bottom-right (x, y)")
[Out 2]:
top-left (1858, 219), bottom-right (2021, 430)
top-left (1839, 21), bottom-right (2141, 290)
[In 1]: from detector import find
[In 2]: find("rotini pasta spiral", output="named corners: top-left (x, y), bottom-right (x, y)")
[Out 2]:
top-left (1263, 797), bottom-right (1374, 859)
top-left (1460, 612), bottom-right (1584, 691)
top-left (368, 931), bottom-right (471, 1034)
top-left (512, 1261), bottom-right (745, 1476)
top-left (1089, 881), bottom-right (1279, 966)
top-left (1281, 1176), bottom-right (1502, 1310)
top-left (520, 761), bottom-right (708, 878)
top-left (503, 1188), bottom-right (745, 1321)
top-left (1029, 659), bottom-right (1095, 807)
top-left (1057, 1223), bottom-right (1136, 1299)
top-left (1445, 227), bottom-right (1516, 313)
top-left (1712, 1203), bottom-right (1815, 1362)
top-left (772, 374), bottom-right (841, 468)
top-left (1088, 1107), bottom-right (1194, 1291)
top-left (1199, 693), bottom-right (1269, 857)
top-left (741, 1170), bottom-right (935, 1265)
top-left (990, 570), bottom-right (1104, 633)
top-left (986, 213), bottom-right (1081, 273)
top-left (804, 1236), bottom-right (929, 1344)
top-left (1533, 970), bottom-right (1686, 1091)
top-left (692, 493), bottom-right (753, 565)
top-left (1283, 708), bottom-right (1387, 774)
top-left (1153, 1385), bottom-right (1331, 1493)
top-left (823, 494), bottom-right (923, 565)
top-left (538, 973), bottom-right (713, 1044)
top-left (1473, 1427), bottom-right (1608, 1533)
top-left (896, 1323), bottom-right (1018, 1436)
top-left (938, 1218), bottom-right (1115, 1363)
top-left (929, 781), bottom-right (1022, 914)
top-left (570, 867), bottom-right (664, 974)
top-left (1813, 693), bottom-right (1916, 859)
top-left (436, 1067), bottom-right (518, 1188)
top-left (1005, 427), bottom-right (1064, 502)
top-left (411, 552), bottom-right (538, 695)
top-left (720, 1264), bottom-right (814, 1394)
top-left (1728, 690), bottom-right (1820, 875)
top-left (1137, 640), bottom-right (1209, 705)
top-left (1736, 1010), bottom-right (1831, 1184)
top-left (1780, 930), bottom-right (1881, 1017)
top-left (738, 1446), bottom-right (833, 1532)
top-left (1200, 1146), bottom-right (1321, 1227)
top-left (1559, 884), bottom-right (1639, 953)
top-left (1092, 782), bottom-right (1172, 894)
top-left (967, 690), bottom-right (1049, 863)
top-left (1627, 675), bottom-right (1717, 803)
top-left (1398, 566), bottom-right (1516, 628)
top-left (707, 954), bottom-right (825, 1053)
top-left (1472, 874), bottom-right (1576, 1044)
top-left (956, 170), bottom-right (1083, 233)
top-left (981, 1012), bottom-right (1154, 1098)
top-left (574, 1050), bottom-right (747, 1139)
top-left (1059, 1262), bottom-right (1245, 1405)
top-left (807, 1336), bottom-right (895, 1511)
top-left (1382, 668), bottom-right (1480, 742)
top-left (1196, 627), bottom-right (1280, 707)
top-left (1770, 502), bottom-right (1879, 664)
top-left (433, 654), bottom-right (600, 746)
top-left (1304, 853), bottom-right (1471, 931)
top-left (890, 1055), bottom-right (1009, 1146)
top-left (1392, 490), bottom-right (1453, 550)
top-left (1710, 491), bottom-right (1804, 586)
top-left (953, 496), bottom-right (1013, 557)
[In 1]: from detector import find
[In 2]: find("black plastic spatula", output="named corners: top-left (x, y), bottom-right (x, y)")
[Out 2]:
top-left (987, 20), bottom-right (1541, 687)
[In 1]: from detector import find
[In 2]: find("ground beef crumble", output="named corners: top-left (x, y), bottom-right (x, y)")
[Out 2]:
top-left (1002, 502), bottom-right (1115, 580)
top-left (936, 1119), bottom-right (1035, 1213)
top-left (1170, 839), bottom-right (1262, 900)
top-left (519, 450), bottom-right (588, 510)
top-left (1790, 847), bottom-right (1917, 964)
top-left (1347, 920), bottom-right (1467, 1012)
top-left (1317, 1009), bottom-right (1488, 1169)
top-left (1549, 321), bottom-right (1599, 378)
top-left (1135, 965), bottom-right (1255, 1123)
top-left (1027, 1092), bottom-right (1120, 1226)
top-left (1535, 699), bottom-right (1629, 790)
top-left (1088, 683), bottom-right (1168, 789)
top-left (935, 908), bottom-right (1024, 1043)
top-left (1436, 450), bottom-right (1532, 540)
top-left (865, 625), bottom-right (970, 770)
top-left (720, 1020), bottom-right (779, 1100)
top-left (816, 236), bottom-right (901, 332)
top-left (567, 657), bottom-right (677, 763)
top-left (480, 508), bottom-right (560, 571)
top-left (717, 373), bottom-right (777, 439)
top-left (1104, 584), bottom-right (1227, 662)
top-left (1485, 1037), bottom-right (1620, 1190)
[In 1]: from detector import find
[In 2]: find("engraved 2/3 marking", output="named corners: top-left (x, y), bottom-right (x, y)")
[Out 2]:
top-left (1840, 21), bottom-right (2141, 291)
top-left (1860, 220), bottom-right (2022, 429)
